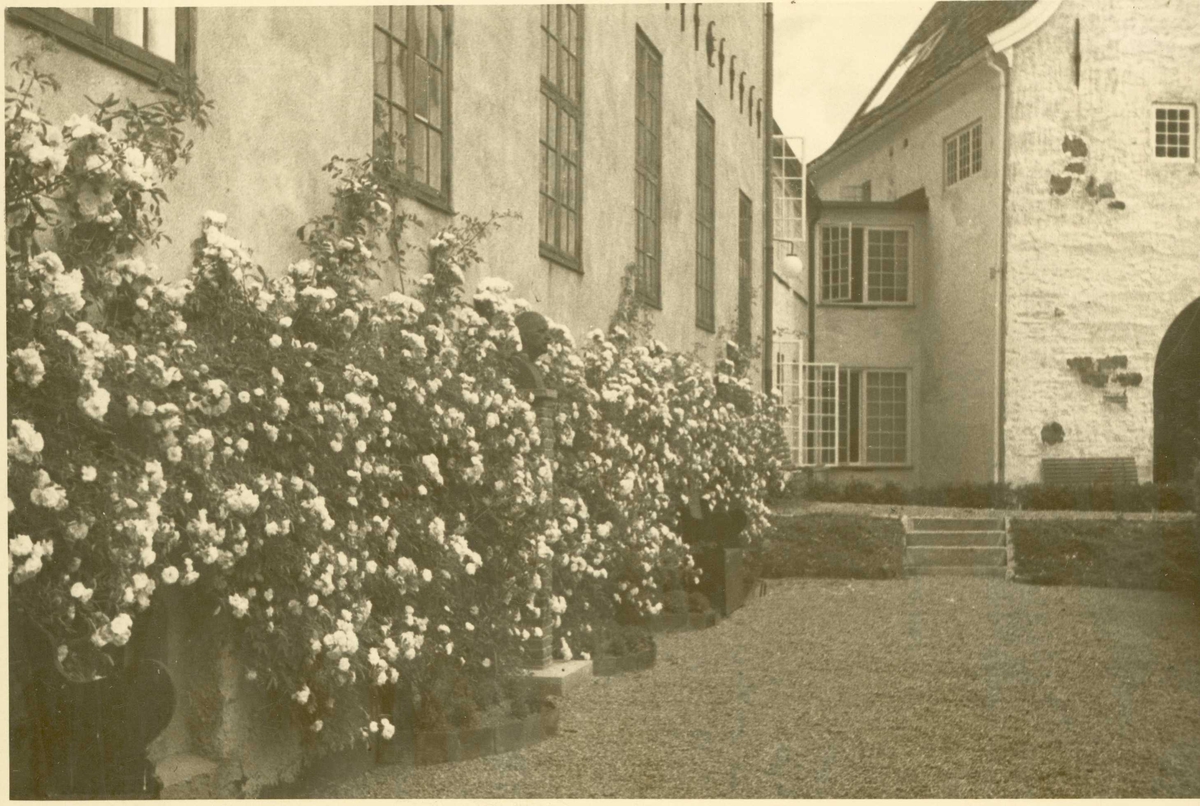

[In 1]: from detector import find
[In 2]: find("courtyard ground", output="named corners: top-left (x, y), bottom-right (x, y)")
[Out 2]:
top-left (314, 576), bottom-right (1200, 798)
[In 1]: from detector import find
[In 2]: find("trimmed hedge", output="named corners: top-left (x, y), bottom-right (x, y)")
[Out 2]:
top-left (790, 477), bottom-right (1195, 513)
top-left (760, 515), bottom-right (904, 580)
top-left (1010, 518), bottom-right (1200, 592)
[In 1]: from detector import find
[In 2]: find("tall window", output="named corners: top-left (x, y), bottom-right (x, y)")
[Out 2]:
top-left (540, 5), bottom-right (584, 270)
top-left (837, 369), bottom-right (909, 466)
top-left (820, 224), bottom-right (911, 304)
top-left (8, 8), bottom-right (195, 84)
top-left (695, 105), bottom-right (716, 332)
top-left (374, 6), bottom-right (452, 208)
top-left (1154, 104), bottom-right (1193, 160)
top-left (945, 120), bottom-right (982, 186)
top-left (737, 192), bottom-right (754, 349)
top-left (634, 29), bottom-right (663, 307)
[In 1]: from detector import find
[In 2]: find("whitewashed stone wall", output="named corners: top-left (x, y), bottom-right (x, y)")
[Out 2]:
top-left (1003, 0), bottom-right (1200, 484)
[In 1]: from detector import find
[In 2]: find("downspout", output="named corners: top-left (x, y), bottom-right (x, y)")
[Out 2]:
top-left (807, 181), bottom-right (816, 363)
top-left (986, 49), bottom-right (1010, 485)
top-left (762, 2), bottom-right (774, 390)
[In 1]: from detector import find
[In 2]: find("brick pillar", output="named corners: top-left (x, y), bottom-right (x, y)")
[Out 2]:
top-left (524, 388), bottom-right (558, 669)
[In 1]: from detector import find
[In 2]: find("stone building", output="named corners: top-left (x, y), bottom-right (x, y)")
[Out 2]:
top-left (6, 3), bottom-right (782, 795)
top-left (804, 0), bottom-right (1199, 486)
top-left (6, 3), bottom-right (778, 380)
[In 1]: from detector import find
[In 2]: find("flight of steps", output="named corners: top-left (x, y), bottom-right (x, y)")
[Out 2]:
top-left (902, 516), bottom-right (1010, 578)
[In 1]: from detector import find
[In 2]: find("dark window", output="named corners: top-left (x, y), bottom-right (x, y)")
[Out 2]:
top-left (821, 224), bottom-right (910, 304)
top-left (1155, 105), bottom-right (1193, 159)
top-left (374, 6), bottom-right (452, 210)
top-left (695, 104), bottom-right (716, 331)
top-left (945, 120), bottom-right (982, 186)
top-left (737, 191), bottom-right (753, 349)
top-left (634, 28), bottom-right (662, 307)
top-left (540, 5), bottom-right (584, 271)
top-left (837, 368), bottom-right (908, 465)
top-left (7, 8), bottom-right (195, 86)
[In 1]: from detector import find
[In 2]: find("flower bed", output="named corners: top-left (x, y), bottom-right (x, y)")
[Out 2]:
top-left (760, 514), bottom-right (905, 580)
top-left (5, 61), bottom-right (788, 775)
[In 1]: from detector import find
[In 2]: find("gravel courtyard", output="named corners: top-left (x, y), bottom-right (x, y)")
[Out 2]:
top-left (317, 577), bottom-right (1200, 798)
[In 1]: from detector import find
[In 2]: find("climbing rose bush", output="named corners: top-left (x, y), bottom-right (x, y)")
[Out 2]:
top-left (7, 64), bottom-right (787, 749)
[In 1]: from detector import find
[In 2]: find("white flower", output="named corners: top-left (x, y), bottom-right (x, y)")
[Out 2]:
top-left (338, 657), bottom-right (351, 672)
top-left (162, 566), bottom-right (180, 584)
top-left (222, 484), bottom-right (260, 516)
top-left (312, 719), bottom-right (324, 733)
top-left (30, 470), bottom-right (68, 510)
top-left (369, 720), bottom-right (380, 734)
top-left (8, 419), bottom-right (44, 463)
top-left (381, 718), bottom-right (396, 740)
top-left (269, 334), bottom-right (283, 348)
top-left (308, 594), bottom-right (319, 607)
top-left (293, 685), bottom-right (311, 705)
top-left (78, 382), bottom-right (112, 422)
top-left (420, 454), bottom-right (444, 485)
top-left (81, 465), bottom-right (98, 482)
top-left (421, 568), bottom-right (433, 583)
top-left (228, 593), bottom-right (250, 618)
top-left (10, 345), bottom-right (46, 387)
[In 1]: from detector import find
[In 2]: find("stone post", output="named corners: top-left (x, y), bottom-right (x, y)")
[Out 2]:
top-left (512, 311), bottom-right (558, 670)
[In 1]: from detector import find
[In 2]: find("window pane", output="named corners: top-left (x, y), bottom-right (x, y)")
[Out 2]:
top-left (428, 6), bottom-right (443, 66)
top-left (411, 122), bottom-right (427, 185)
top-left (429, 68), bottom-right (442, 128)
top-left (114, 7), bottom-right (145, 46)
top-left (391, 44), bottom-right (407, 109)
top-left (946, 138), bottom-right (957, 185)
top-left (390, 104), bottom-right (406, 167)
top-left (64, 7), bottom-right (94, 22)
top-left (374, 29), bottom-right (390, 97)
top-left (145, 8), bottom-right (176, 61)
top-left (428, 129), bottom-right (442, 191)
top-left (413, 58), bottom-right (429, 119)
top-left (410, 6), bottom-right (425, 57)
top-left (390, 6), bottom-right (406, 41)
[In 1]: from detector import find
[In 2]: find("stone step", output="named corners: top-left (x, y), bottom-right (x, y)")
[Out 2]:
top-left (905, 530), bottom-right (1006, 548)
top-left (905, 565), bottom-right (1008, 578)
top-left (903, 546), bottom-right (1008, 567)
top-left (521, 659), bottom-right (593, 697)
top-left (907, 517), bottom-right (1005, 533)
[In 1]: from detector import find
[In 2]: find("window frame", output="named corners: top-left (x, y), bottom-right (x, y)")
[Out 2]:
top-left (539, 4), bottom-right (585, 272)
top-left (836, 366), bottom-right (912, 468)
top-left (944, 119), bottom-right (983, 187)
top-left (6, 7), bottom-right (196, 89)
top-left (373, 5), bottom-right (454, 213)
top-left (818, 223), bottom-right (914, 306)
top-left (634, 26), bottom-right (663, 309)
top-left (695, 103), bottom-right (716, 332)
top-left (1152, 103), bottom-right (1195, 162)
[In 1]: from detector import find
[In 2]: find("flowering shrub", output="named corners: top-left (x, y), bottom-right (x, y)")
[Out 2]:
top-left (7, 63), bottom-right (786, 752)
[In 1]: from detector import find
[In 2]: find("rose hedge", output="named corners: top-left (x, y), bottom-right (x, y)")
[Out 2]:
top-left (6, 68), bottom-right (787, 750)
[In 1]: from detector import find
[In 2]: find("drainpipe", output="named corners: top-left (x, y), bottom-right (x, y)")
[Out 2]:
top-left (762, 2), bottom-right (774, 391)
top-left (986, 49), bottom-right (1010, 485)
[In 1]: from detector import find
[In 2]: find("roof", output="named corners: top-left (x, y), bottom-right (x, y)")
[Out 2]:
top-left (812, 1), bottom-right (1036, 170)
top-left (818, 187), bottom-right (930, 213)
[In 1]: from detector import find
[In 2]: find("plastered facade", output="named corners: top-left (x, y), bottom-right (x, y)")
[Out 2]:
top-left (1001, 0), bottom-right (1200, 484)
top-left (810, 62), bottom-right (1003, 485)
top-left (7, 4), bottom-right (769, 369)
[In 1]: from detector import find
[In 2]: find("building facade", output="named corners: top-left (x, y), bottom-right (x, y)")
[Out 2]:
top-left (805, 0), bottom-right (1200, 487)
top-left (6, 4), bottom-right (778, 794)
top-left (7, 3), bottom-right (776, 377)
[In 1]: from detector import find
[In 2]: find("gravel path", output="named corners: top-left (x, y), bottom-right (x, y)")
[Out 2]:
top-left (315, 578), bottom-right (1200, 798)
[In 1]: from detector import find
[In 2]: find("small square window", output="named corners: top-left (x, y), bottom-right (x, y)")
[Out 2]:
top-left (1154, 104), bottom-right (1194, 160)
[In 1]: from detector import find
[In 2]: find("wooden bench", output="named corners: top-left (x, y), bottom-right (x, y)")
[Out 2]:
top-left (1041, 456), bottom-right (1139, 486)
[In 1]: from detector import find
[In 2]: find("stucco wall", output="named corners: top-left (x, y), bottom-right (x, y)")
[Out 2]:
top-left (811, 63), bottom-right (1002, 485)
top-left (436, 4), bottom-right (769, 366)
top-left (8, 4), bottom-right (768, 371)
top-left (1003, 0), bottom-right (1200, 484)
top-left (6, 8), bottom-right (373, 278)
